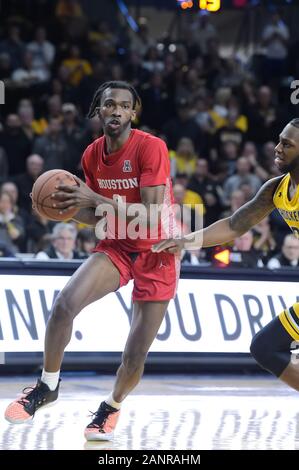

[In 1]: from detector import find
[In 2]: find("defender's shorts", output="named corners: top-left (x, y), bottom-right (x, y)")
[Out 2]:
top-left (95, 239), bottom-right (180, 302)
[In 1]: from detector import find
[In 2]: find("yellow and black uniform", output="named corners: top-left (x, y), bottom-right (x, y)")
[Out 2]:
top-left (273, 173), bottom-right (299, 239)
top-left (272, 174), bottom-right (299, 340)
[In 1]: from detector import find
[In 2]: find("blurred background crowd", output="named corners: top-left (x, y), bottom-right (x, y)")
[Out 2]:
top-left (1, 0), bottom-right (299, 269)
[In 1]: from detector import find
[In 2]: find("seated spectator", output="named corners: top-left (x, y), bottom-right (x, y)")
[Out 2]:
top-left (61, 102), bottom-right (85, 174)
top-left (242, 140), bottom-right (269, 182)
top-left (62, 45), bottom-right (92, 87)
top-left (18, 99), bottom-right (47, 137)
top-left (33, 118), bottom-right (69, 171)
top-left (187, 158), bottom-right (223, 226)
top-left (211, 140), bottom-right (240, 182)
top-left (1, 180), bottom-right (27, 216)
top-left (0, 114), bottom-right (32, 176)
top-left (0, 191), bottom-right (25, 254)
top-left (11, 50), bottom-right (48, 86)
top-left (181, 249), bottom-right (206, 266)
top-left (173, 182), bottom-right (204, 235)
top-left (213, 106), bottom-right (247, 155)
top-left (221, 188), bottom-right (246, 220)
top-left (252, 217), bottom-right (276, 256)
top-left (267, 234), bottom-right (299, 269)
top-left (170, 137), bottom-right (198, 177)
top-left (227, 231), bottom-right (263, 268)
top-left (0, 241), bottom-right (16, 258)
top-left (27, 26), bottom-right (55, 81)
top-left (14, 154), bottom-right (44, 213)
top-left (1, 181), bottom-right (27, 250)
top-left (162, 98), bottom-right (204, 153)
top-left (261, 9), bottom-right (289, 83)
top-left (0, 25), bottom-right (25, 70)
top-left (35, 222), bottom-right (83, 259)
top-left (0, 147), bottom-right (8, 184)
top-left (26, 210), bottom-right (54, 253)
top-left (222, 156), bottom-right (262, 206)
top-left (76, 228), bottom-right (96, 258)
top-left (0, 52), bottom-right (12, 82)
top-left (193, 95), bottom-right (215, 134)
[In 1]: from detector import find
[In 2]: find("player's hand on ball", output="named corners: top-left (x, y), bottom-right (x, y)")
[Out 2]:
top-left (152, 238), bottom-right (185, 254)
top-left (51, 176), bottom-right (98, 214)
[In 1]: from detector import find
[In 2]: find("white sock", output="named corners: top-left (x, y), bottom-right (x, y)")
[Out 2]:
top-left (105, 392), bottom-right (122, 410)
top-left (41, 369), bottom-right (60, 391)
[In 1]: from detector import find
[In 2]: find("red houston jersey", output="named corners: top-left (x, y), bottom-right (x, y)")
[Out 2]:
top-left (81, 129), bottom-right (177, 251)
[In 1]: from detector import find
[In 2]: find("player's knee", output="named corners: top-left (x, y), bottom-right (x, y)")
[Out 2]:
top-left (51, 292), bottom-right (74, 324)
top-left (250, 330), bottom-right (268, 366)
top-left (122, 351), bottom-right (147, 375)
top-left (250, 316), bottom-right (292, 373)
top-left (250, 326), bottom-right (284, 377)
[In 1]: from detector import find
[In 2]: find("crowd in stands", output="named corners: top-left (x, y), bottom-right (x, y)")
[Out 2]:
top-left (0, 0), bottom-right (298, 268)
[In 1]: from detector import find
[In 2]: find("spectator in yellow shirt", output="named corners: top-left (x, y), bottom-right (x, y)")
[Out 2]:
top-left (169, 137), bottom-right (198, 177)
top-left (62, 45), bottom-right (92, 87)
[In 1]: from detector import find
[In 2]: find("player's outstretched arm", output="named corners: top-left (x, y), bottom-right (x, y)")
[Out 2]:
top-left (152, 176), bottom-right (281, 253)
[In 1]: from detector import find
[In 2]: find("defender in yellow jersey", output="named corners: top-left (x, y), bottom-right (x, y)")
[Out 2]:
top-left (153, 118), bottom-right (299, 391)
top-left (273, 173), bottom-right (299, 238)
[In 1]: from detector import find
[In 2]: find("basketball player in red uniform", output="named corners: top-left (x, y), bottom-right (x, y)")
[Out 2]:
top-left (5, 81), bottom-right (180, 441)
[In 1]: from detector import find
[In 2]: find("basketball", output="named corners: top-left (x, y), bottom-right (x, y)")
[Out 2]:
top-left (31, 169), bottom-right (79, 221)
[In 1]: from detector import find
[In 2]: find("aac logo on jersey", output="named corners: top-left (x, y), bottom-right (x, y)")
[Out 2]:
top-left (123, 160), bottom-right (132, 172)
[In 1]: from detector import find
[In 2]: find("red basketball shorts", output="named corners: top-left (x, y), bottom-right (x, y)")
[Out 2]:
top-left (95, 239), bottom-right (181, 302)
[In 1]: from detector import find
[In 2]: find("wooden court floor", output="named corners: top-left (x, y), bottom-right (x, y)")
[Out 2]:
top-left (0, 374), bottom-right (298, 450)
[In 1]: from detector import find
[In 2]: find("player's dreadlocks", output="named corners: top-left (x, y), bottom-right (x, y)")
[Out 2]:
top-left (87, 81), bottom-right (141, 118)
top-left (290, 118), bottom-right (299, 129)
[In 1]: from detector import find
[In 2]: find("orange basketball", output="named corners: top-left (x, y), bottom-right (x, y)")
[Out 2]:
top-left (31, 169), bottom-right (79, 221)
